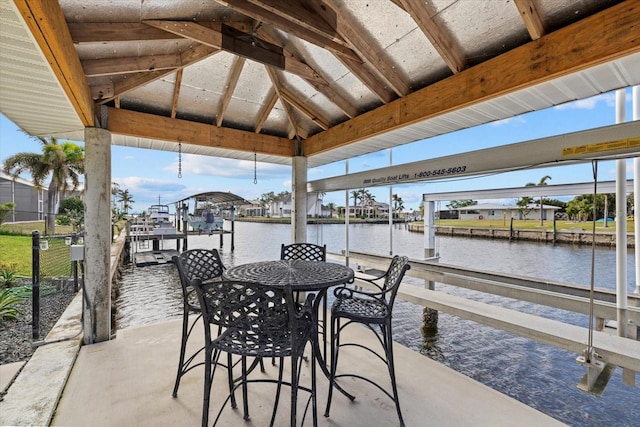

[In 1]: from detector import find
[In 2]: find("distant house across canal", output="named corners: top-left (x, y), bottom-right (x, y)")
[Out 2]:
top-left (439, 203), bottom-right (561, 221)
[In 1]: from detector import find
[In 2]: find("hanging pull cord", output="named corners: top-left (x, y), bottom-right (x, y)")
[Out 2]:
top-left (587, 160), bottom-right (598, 360)
top-left (178, 139), bottom-right (182, 179)
top-left (254, 152), bottom-right (258, 184)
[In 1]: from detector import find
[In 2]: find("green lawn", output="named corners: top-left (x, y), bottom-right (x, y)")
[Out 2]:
top-left (0, 235), bottom-right (32, 277)
top-left (0, 221), bottom-right (75, 277)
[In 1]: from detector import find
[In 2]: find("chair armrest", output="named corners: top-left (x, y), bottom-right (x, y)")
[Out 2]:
top-left (333, 285), bottom-right (385, 300)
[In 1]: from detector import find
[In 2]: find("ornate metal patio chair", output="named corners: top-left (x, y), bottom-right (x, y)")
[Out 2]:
top-left (171, 249), bottom-right (226, 398)
top-left (280, 243), bottom-right (327, 263)
top-left (193, 279), bottom-right (318, 427)
top-left (281, 242), bottom-right (328, 358)
top-left (324, 255), bottom-right (411, 427)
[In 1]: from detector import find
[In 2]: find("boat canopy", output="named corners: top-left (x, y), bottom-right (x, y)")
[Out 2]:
top-left (173, 192), bottom-right (251, 209)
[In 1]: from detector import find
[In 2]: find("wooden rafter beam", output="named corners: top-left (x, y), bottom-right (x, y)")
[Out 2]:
top-left (94, 44), bottom-right (219, 104)
top-left (337, 55), bottom-right (397, 105)
top-left (214, 0), bottom-right (361, 62)
top-left (106, 107), bottom-right (294, 157)
top-left (301, 0), bottom-right (396, 103)
top-left (68, 23), bottom-right (182, 43)
top-left (14, 0), bottom-right (94, 126)
top-left (514, 0), bottom-right (546, 40)
top-left (279, 86), bottom-right (330, 130)
top-left (305, 1), bottom-right (640, 156)
top-left (265, 66), bottom-right (300, 138)
top-left (82, 54), bottom-right (182, 77)
top-left (217, 56), bottom-right (246, 127)
top-left (144, 20), bottom-right (326, 80)
top-left (322, 0), bottom-right (410, 97)
top-left (254, 88), bottom-right (278, 133)
top-left (398, 0), bottom-right (465, 73)
top-left (171, 69), bottom-right (183, 119)
top-left (255, 24), bottom-right (359, 118)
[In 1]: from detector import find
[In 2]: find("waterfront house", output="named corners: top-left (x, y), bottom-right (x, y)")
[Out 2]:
top-left (447, 203), bottom-right (561, 221)
top-left (0, 171), bottom-right (83, 223)
top-left (0, 171), bottom-right (47, 222)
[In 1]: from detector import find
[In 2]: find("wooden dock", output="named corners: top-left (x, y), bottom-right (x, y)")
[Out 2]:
top-left (133, 250), bottom-right (179, 266)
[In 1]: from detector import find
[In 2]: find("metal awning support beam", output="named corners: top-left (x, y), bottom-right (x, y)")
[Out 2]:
top-left (422, 180), bottom-right (634, 202)
top-left (308, 121), bottom-right (640, 193)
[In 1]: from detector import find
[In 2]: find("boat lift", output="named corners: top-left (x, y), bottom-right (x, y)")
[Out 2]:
top-left (172, 191), bottom-right (251, 252)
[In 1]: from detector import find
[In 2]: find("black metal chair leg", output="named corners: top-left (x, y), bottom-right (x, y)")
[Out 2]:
top-left (202, 344), bottom-right (213, 427)
top-left (241, 356), bottom-right (250, 420)
top-left (384, 322), bottom-right (405, 427)
top-left (172, 309), bottom-right (189, 397)
top-left (269, 357), bottom-right (285, 427)
top-left (291, 354), bottom-right (299, 427)
top-left (324, 316), bottom-right (339, 417)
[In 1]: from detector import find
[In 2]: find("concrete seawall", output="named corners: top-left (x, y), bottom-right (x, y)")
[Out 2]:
top-left (407, 223), bottom-right (635, 248)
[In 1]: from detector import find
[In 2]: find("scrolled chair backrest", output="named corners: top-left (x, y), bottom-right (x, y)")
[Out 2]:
top-left (280, 243), bottom-right (327, 262)
top-left (193, 280), bottom-right (314, 353)
top-left (178, 249), bottom-right (225, 283)
top-left (173, 249), bottom-right (225, 309)
top-left (194, 280), bottom-right (288, 329)
top-left (381, 255), bottom-right (411, 306)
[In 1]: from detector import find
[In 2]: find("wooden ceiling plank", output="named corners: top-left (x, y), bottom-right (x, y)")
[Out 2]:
top-left (14, 0), bottom-right (94, 126)
top-left (106, 107), bottom-right (293, 157)
top-left (399, 0), bottom-right (465, 73)
top-left (214, 0), bottom-right (361, 62)
top-left (171, 69), bottom-right (184, 119)
top-left (305, 1), bottom-right (640, 156)
top-left (217, 56), bottom-right (247, 127)
top-left (68, 23), bottom-right (182, 43)
top-left (82, 54), bottom-right (182, 77)
top-left (323, 0), bottom-right (410, 97)
top-left (514, 0), bottom-right (546, 40)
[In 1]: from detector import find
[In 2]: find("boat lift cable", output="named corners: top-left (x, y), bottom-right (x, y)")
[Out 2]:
top-left (587, 160), bottom-right (598, 358)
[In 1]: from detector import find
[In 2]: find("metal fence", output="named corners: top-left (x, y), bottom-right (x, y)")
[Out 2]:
top-left (31, 231), bottom-right (84, 339)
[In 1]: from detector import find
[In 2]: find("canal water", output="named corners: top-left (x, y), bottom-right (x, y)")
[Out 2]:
top-left (115, 222), bottom-right (640, 426)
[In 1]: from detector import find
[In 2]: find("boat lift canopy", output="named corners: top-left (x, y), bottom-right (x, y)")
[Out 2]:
top-left (173, 192), bottom-right (251, 209)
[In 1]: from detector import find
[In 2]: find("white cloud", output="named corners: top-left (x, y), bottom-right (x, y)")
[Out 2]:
top-left (489, 116), bottom-right (526, 127)
top-left (554, 93), bottom-right (616, 110)
top-left (164, 153), bottom-right (290, 180)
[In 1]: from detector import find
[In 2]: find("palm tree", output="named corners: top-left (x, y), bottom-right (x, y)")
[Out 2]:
top-left (2, 136), bottom-right (84, 234)
top-left (392, 194), bottom-right (404, 219)
top-left (118, 189), bottom-right (134, 214)
top-left (350, 189), bottom-right (364, 218)
top-left (525, 175), bottom-right (551, 225)
top-left (327, 202), bottom-right (336, 218)
top-left (362, 190), bottom-right (376, 218)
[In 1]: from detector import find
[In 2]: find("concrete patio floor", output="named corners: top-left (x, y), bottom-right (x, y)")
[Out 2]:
top-left (48, 316), bottom-right (564, 427)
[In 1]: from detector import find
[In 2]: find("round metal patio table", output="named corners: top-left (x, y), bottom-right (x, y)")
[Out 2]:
top-left (224, 259), bottom-right (354, 380)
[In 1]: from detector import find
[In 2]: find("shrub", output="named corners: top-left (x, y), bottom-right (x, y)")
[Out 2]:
top-left (59, 197), bottom-right (84, 215)
top-left (0, 262), bottom-right (18, 288)
top-left (0, 289), bottom-right (23, 324)
top-left (0, 202), bottom-right (16, 225)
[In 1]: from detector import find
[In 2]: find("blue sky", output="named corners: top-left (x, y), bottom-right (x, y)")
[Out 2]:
top-left (1, 88), bottom-right (637, 214)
